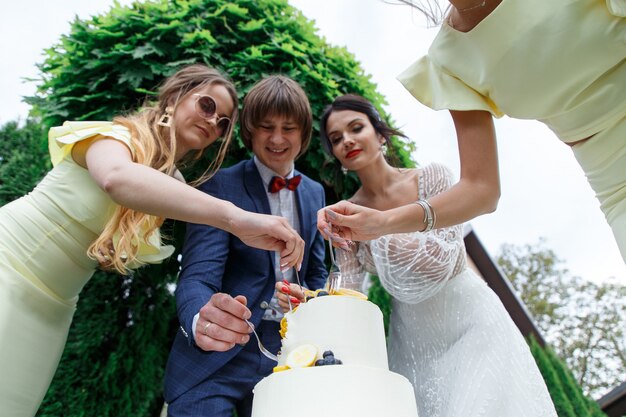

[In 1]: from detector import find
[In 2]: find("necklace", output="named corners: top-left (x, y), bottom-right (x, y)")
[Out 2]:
top-left (448, 0), bottom-right (487, 29)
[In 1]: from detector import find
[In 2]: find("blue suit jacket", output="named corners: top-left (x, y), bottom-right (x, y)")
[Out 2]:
top-left (163, 159), bottom-right (327, 403)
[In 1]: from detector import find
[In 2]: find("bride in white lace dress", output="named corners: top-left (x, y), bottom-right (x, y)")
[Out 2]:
top-left (318, 94), bottom-right (557, 417)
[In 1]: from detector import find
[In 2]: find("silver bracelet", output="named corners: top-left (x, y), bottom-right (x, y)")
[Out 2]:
top-left (414, 199), bottom-right (436, 232)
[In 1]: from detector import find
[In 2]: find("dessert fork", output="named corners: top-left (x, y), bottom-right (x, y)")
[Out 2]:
top-left (326, 233), bottom-right (342, 294)
top-left (245, 319), bottom-right (278, 362)
top-left (293, 267), bottom-right (305, 300)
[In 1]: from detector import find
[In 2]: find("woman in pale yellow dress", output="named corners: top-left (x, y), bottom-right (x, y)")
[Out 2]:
top-left (0, 64), bottom-right (305, 417)
top-left (317, 0), bottom-right (626, 262)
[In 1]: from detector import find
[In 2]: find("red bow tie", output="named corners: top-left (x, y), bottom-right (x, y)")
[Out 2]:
top-left (269, 175), bottom-right (302, 193)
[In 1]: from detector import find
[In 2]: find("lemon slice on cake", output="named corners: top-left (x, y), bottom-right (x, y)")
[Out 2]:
top-left (279, 317), bottom-right (288, 338)
top-left (285, 344), bottom-right (318, 368)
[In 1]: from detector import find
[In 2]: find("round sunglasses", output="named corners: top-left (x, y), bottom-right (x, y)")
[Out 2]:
top-left (192, 94), bottom-right (231, 135)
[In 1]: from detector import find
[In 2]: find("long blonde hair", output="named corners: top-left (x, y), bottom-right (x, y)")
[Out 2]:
top-left (87, 64), bottom-right (238, 275)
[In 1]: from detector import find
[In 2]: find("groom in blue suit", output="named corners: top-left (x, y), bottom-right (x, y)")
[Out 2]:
top-left (164, 75), bottom-right (327, 417)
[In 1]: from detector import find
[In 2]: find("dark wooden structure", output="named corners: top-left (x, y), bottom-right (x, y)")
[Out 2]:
top-left (463, 228), bottom-right (546, 346)
top-left (597, 382), bottom-right (626, 417)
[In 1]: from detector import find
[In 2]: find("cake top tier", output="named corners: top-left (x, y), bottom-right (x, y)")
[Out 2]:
top-left (278, 295), bottom-right (389, 370)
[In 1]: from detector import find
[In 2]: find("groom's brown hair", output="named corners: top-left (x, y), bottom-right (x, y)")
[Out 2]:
top-left (239, 75), bottom-right (312, 159)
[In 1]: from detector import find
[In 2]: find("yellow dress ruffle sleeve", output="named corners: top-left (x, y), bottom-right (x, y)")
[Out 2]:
top-left (397, 55), bottom-right (504, 118)
top-left (48, 121), bottom-right (135, 167)
top-left (112, 225), bottom-right (176, 268)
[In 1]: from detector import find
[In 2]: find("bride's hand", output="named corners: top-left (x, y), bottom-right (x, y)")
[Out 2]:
top-left (317, 201), bottom-right (387, 244)
top-left (230, 210), bottom-right (304, 270)
top-left (275, 281), bottom-right (306, 313)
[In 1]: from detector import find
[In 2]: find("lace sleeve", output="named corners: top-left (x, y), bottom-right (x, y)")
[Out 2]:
top-left (369, 164), bottom-right (466, 304)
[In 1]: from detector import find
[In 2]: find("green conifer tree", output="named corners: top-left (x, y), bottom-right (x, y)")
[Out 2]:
top-left (530, 337), bottom-right (578, 417)
top-left (529, 337), bottom-right (609, 417)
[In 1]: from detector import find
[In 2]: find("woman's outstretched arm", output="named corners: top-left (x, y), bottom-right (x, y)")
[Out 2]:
top-left (86, 138), bottom-right (304, 269)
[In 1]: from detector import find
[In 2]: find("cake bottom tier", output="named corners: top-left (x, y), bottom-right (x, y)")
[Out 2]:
top-left (252, 365), bottom-right (419, 417)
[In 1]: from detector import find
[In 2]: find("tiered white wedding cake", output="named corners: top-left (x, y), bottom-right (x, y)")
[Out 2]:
top-left (251, 294), bottom-right (419, 417)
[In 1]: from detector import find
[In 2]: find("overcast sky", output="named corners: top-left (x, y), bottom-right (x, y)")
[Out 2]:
top-left (1, 0), bottom-right (624, 282)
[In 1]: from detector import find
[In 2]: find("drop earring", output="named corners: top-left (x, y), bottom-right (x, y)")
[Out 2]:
top-left (341, 166), bottom-right (348, 175)
top-left (158, 106), bottom-right (174, 127)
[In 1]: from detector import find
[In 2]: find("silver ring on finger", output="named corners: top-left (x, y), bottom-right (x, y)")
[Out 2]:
top-left (203, 321), bottom-right (212, 336)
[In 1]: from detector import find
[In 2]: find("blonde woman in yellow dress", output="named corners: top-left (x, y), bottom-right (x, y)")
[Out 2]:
top-left (0, 64), bottom-right (304, 417)
top-left (318, 0), bottom-right (626, 262)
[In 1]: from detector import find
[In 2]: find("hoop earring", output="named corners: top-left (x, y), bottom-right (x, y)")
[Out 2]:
top-left (158, 106), bottom-right (174, 127)
top-left (341, 166), bottom-right (348, 175)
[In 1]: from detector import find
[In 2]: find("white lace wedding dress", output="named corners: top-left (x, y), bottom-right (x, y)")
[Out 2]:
top-left (337, 163), bottom-right (557, 417)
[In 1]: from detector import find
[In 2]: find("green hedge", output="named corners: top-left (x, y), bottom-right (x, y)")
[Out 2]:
top-left (529, 337), bottom-right (608, 417)
top-left (28, 0), bottom-right (415, 196)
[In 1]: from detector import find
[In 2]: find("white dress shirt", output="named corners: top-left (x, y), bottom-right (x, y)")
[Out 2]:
top-left (253, 156), bottom-right (301, 322)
